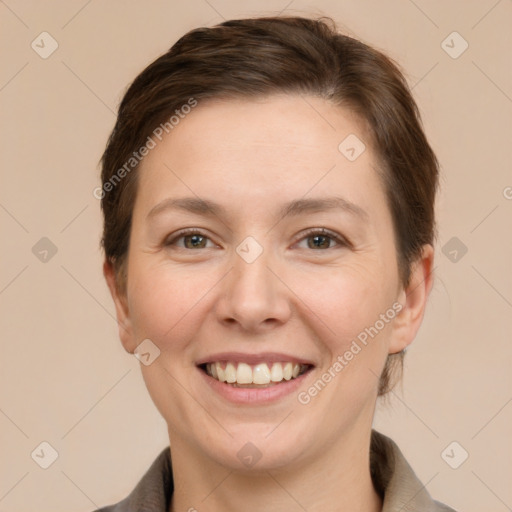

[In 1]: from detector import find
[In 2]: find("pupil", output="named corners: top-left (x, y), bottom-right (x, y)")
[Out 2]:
top-left (310, 235), bottom-right (329, 249)
top-left (187, 235), bottom-right (204, 248)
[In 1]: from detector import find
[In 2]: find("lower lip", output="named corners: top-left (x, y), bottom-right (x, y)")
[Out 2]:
top-left (198, 367), bottom-right (312, 405)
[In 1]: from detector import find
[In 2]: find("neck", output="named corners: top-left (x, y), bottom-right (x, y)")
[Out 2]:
top-left (168, 424), bottom-right (383, 512)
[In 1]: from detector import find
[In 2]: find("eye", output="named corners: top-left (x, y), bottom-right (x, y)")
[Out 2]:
top-left (164, 228), bottom-right (347, 251)
top-left (295, 228), bottom-right (347, 250)
top-left (164, 229), bottom-right (216, 249)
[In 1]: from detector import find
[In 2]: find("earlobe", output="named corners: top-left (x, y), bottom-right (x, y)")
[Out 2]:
top-left (103, 260), bottom-right (136, 354)
top-left (389, 245), bottom-right (434, 354)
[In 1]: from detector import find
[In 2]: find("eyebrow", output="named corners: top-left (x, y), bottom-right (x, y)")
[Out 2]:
top-left (146, 196), bottom-right (368, 222)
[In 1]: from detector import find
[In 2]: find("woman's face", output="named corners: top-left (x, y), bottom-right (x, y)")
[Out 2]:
top-left (106, 94), bottom-right (431, 470)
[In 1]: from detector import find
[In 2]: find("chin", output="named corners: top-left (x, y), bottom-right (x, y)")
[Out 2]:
top-left (197, 421), bottom-right (312, 472)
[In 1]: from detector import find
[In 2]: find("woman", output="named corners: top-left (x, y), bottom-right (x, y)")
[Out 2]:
top-left (96, 15), bottom-right (457, 512)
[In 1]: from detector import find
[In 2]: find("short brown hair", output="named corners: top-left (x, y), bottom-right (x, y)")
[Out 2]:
top-left (100, 16), bottom-right (439, 396)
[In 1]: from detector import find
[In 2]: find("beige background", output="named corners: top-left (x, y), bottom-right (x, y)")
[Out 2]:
top-left (1, 0), bottom-right (511, 510)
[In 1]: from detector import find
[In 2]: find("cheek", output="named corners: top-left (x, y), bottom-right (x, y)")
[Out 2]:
top-left (295, 258), bottom-right (396, 349)
top-left (302, 270), bottom-right (396, 406)
top-left (127, 262), bottom-right (215, 347)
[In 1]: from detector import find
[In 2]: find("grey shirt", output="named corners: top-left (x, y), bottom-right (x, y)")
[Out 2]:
top-left (94, 430), bottom-right (457, 511)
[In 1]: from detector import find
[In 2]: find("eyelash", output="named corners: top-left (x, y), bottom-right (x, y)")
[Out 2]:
top-left (298, 228), bottom-right (348, 249)
top-left (164, 227), bottom-right (349, 250)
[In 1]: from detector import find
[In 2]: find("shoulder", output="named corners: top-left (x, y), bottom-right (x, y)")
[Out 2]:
top-left (371, 430), bottom-right (459, 512)
top-left (434, 501), bottom-right (459, 511)
top-left (90, 446), bottom-right (173, 512)
top-left (92, 503), bottom-right (125, 512)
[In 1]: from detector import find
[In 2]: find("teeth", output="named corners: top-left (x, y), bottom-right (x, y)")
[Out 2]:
top-left (215, 362), bottom-right (225, 382)
top-left (225, 362), bottom-right (237, 383)
top-left (270, 363), bottom-right (283, 382)
top-left (253, 363), bottom-right (271, 384)
top-left (206, 361), bottom-right (306, 385)
top-left (283, 362), bottom-right (292, 380)
top-left (237, 363), bottom-right (253, 384)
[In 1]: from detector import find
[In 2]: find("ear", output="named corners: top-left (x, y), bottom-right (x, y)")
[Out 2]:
top-left (389, 244), bottom-right (434, 354)
top-left (103, 260), bottom-right (136, 354)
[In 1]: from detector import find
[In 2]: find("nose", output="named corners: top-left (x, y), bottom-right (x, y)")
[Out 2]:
top-left (215, 246), bottom-right (292, 333)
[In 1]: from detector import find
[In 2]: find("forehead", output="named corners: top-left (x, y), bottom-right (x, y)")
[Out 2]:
top-left (150, 94), bottom-right (370, 165)
top-left (135, 94), bottom-right (387, 219)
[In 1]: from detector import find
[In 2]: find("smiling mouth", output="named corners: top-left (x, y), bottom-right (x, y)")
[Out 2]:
top-left (200, 361), bottom-right (313, 388)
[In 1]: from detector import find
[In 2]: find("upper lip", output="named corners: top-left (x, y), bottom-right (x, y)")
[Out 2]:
top-left (196, 352), bottom-right (315, 367)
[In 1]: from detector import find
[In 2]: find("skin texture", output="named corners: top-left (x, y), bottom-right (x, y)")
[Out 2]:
top-left (104, 94), bottom-right (434, 512)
